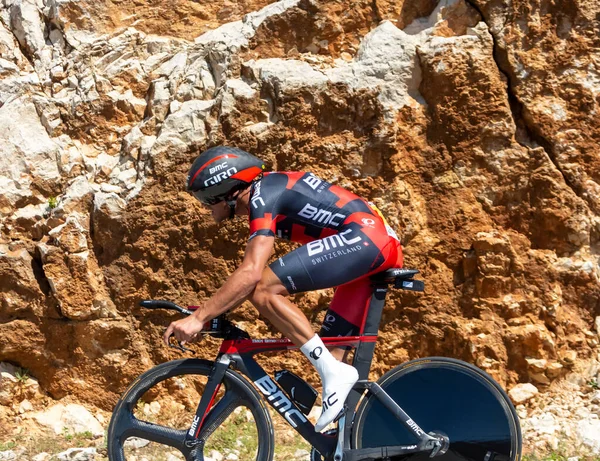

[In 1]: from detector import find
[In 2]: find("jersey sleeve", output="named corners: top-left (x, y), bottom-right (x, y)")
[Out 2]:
top-left (248, 174), bottom-right (284, 241)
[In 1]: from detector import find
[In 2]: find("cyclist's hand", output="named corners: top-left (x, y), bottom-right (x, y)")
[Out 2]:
top-left (163, 315), bottom-right (204, 346)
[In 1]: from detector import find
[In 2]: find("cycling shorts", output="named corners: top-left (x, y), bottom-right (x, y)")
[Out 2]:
top-left (269, 210), bottom-right (403, 335)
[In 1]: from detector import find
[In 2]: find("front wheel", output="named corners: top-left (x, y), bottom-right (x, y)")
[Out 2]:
top-left (107, 359), bottom-right (275, 461)
top-left (352, 357), bottom-right (522, 460)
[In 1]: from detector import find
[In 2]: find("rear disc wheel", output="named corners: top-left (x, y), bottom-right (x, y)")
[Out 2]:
top-left (352, 357), bottom-right (522, 460)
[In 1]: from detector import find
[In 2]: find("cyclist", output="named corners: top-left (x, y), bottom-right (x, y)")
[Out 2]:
top-left (164, 146), bottom-right (403, 431)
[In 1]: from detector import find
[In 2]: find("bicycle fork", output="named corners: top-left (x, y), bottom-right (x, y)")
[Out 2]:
top-left (183, 356), bottom-right (231, 449)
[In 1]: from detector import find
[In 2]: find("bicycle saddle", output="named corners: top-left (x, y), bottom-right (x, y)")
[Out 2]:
top-left (370, 268), bottom-right (419, 284)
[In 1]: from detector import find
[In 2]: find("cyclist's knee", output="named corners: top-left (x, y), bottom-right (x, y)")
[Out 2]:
top-left (249, 277), bottom-right (287, 313)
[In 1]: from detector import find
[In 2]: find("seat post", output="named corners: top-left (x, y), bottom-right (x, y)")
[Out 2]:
top-left (351, 283), bottom-right (388, 379)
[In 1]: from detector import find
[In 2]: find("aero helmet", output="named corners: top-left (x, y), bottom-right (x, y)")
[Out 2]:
top-left (187, 146), bottom-right (265, 205)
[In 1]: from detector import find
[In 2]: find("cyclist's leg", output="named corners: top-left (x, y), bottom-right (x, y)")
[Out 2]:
top-left (320, 278), bottom-right (372, 361)
top-left (257, 222), bottom-right (400, 430)
top-left (249, 221), bottom-right (392, 346)
top-left (249, 267), bottom-right (316, 346)
top-left (319, 223), bottom-right (404, 360)
top-left (253, 223), bottom-right (382, 346)
top-left (249, 266), bottom-right (360, 431)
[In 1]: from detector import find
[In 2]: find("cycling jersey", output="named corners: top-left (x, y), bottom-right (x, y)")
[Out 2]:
top-left (249, 172), bottom-right (403, 334)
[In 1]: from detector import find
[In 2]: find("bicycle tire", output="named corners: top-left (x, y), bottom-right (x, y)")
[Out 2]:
top-left (352, 357), bottom-right (522, 461)
top-left (107, 359), bottom-right (275, 461)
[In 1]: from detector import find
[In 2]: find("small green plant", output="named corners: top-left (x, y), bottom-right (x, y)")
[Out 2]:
top-left (15, 368), bottom-right (29, 384)
top-left (62, 427), bottom-right (73, 442)
top-left (0, 441), bottom-right (16, 451)
top-left (74, 431), bottom-right (94, 441)
top-left (587, 379), bottom-right (599, 390)
top-left (48, 196), bottom-right (58, 209)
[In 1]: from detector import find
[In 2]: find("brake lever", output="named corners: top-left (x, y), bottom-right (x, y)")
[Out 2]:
top-left (169, 337), bottom-right (193, 353)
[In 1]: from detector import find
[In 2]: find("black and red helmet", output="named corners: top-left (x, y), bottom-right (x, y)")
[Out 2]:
top-left (187, 146), bottom-right (265, 205)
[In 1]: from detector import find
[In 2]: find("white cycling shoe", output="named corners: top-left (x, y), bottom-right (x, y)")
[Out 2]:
top-left (315, 362), bottom-right (359, 432)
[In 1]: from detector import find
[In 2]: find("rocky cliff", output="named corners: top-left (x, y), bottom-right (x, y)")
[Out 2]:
top-left (1, 0), bottom-right (599, 455)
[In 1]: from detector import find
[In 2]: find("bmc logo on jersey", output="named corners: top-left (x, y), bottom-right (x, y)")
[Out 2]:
top-left (251, 180), bottom-right (265, 209)
top-left (204, 166), bottom-right (238, 187)
top-left (303, 173), bottom-right (322, 190)
top-left (307, 228), bottom-right (362, 256)
top-left (298, 203), bottom-right (346, 227)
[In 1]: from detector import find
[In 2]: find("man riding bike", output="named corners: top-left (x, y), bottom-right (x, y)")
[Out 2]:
top-left (164, 146), bottom-right (403, 432)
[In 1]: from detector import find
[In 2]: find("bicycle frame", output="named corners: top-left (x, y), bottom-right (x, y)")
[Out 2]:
top-left (184, 280), bottom-right (444, 460)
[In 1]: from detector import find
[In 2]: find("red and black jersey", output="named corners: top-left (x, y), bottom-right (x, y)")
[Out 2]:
top-left (248, 172), bottom-right (379, 244)
top-left (250, 171), bottom-right (403, 335)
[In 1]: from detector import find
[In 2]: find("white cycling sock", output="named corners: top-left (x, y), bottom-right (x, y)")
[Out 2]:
top-left (300, 334), bottom-right (359, 432)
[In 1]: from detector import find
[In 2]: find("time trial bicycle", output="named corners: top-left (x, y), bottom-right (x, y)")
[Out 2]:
top-left (107, 268), bottom-right (522, 460)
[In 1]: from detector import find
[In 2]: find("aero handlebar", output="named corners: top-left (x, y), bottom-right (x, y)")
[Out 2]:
top-left (139, 300), bottom-right (194, 316)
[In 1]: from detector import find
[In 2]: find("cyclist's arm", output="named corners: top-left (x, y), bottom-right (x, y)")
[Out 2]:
top-left (163, 235), bottom-right (275, 345)
top-left (196, 234), bottom-right (275, 321)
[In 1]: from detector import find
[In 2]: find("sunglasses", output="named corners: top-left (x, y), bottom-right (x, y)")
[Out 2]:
top-left (191, 190), bottom-right (238, 206)
top-left (191, 191), bottom-right (220, 206)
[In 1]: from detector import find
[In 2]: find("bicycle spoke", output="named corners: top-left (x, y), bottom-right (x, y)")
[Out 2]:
top-left (108, 359), bottom-right (275, 461)
top-left (124, 416), bottom-right (187, 450)
top-left (198, 389), bottom-right (243, 440)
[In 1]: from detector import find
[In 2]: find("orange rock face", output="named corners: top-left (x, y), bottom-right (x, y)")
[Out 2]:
top-left (0, 0), bottom-right (598, 437)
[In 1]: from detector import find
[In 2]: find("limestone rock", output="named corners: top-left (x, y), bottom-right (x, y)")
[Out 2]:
top-left (0, 19), bottom-right (32, 71)
top-left (0, 362), bottom-right (44, 406)
top-left (32, 454), bottom-right (51, 461)
top-left (509, 383), bottom-right (539, 404)
top-left (248, 58), bottom-right (329, 95)
top-left (327, 19), bottom-right (426, 113)
top-left (49, 217), bottom-right (85, 253)
top-left (37, 239), bottom-right (117, 320)
top-left (152, 99), bottom-right (215, 155)
top-left (526, 357), bottom-right (548, 373)
top-left (0, 243), bottom-right (45, 317)
top-left (0, 98), bottom-right (61, 210)
top-left (49, 177), bottom-right (96, 222)
top-left (124, 437), bottom-right (151, 449)
top-left (29, 403), bottom-right (104, 437)
top-left (56, 448), bottom-right (97, 461)
top-left (19, 399), bottom-right (33, 413)
top-left (90, 191), bottom-right (127, 264)
top-left (471, 0), bottom-right (600, 215)
top-left (577, 419), bottom-right (600, 453)
top-left (194, 0), bottom-right (301, 47)
top-left (9, 0), bottom-right (48, 62)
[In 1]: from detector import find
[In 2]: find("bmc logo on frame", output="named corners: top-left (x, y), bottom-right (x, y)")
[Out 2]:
top-left (254, 375), bottom-right (308, 428)
top-left (188, 415), bottom-right (201, 437)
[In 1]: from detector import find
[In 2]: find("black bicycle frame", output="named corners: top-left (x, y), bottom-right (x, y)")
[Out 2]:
top-left (183, 278), bottom-right (441, 460)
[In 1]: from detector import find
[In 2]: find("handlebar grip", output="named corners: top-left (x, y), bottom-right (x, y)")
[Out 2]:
top-left (139, 300), bottom-right (193, 315)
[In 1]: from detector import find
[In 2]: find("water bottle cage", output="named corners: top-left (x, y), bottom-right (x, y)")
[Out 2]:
top-left (274, 369), bottom-right (318, 415)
